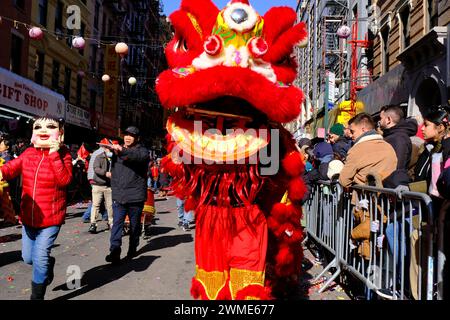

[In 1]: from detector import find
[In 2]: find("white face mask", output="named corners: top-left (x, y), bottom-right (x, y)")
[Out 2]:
top-left (31, 119), bottom-right (62, 148)
top-left (106, 151), bottom-right (113, 158)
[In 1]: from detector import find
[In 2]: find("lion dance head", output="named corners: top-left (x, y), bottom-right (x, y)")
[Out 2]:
top-left (156, 0), bottom-right (308, 299)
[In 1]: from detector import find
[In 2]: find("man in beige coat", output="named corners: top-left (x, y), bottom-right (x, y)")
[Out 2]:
top-left (339, 113), bottom-right (398, 187)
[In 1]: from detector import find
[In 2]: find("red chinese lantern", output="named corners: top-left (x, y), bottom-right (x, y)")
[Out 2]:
top-left (29, 27), bottom-right (44, 40)
top-left (115, 42), bottom-right (129, 58)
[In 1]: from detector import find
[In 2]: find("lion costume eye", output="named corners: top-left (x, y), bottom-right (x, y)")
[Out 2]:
top-left (174, 38), bottom-right (189, 53)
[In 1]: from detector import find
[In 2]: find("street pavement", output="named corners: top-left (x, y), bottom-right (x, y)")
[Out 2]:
top-left (0, 196), bottom-right (349, 300)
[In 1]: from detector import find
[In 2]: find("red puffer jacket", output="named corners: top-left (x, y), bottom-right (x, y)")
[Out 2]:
top-left (0, 146), bottom-right (73, 228)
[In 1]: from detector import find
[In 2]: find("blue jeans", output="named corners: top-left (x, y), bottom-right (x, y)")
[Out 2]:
top-left (176, 198), bottom-right (194, 224)
top-left (22, 225), bottom-right (61, 284)
top-left (152, 179), bottom-right (159, 191)
top-left (110, 201), bottom-right (144, 253)
top-left (385, 217), bottom-right (411, 288)
top-left (82, 202), bottom-right (107, 221)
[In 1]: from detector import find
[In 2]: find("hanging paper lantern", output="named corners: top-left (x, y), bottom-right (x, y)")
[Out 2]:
top-left (29, 27), bottom-right (44, 40)
top-left (72, 36), bottom-right (86, 49)
top-left (77, 70), bottom-right (85, 78)
top-left (102, 74), bottom-right (111, 82)
top-left (128, 77), bottom-right (137, 86)
top-left (115, 42), bottom-right (129, 58)
top-left (337, 25), bottom-right (351, 39)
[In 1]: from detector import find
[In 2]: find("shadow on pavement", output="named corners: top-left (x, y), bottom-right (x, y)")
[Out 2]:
top-left (0, 250), bottom-right (22, 267)
top-left (0, 233), bottom-right (22, 244)
top-left (51, 255), bottom-right (160, 300)
top-left (138, 234), bottom-right (193, 254)
top-left (148, 226), bottom-right (175, 237)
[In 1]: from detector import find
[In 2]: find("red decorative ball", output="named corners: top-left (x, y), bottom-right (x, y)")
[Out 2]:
top-left (282, 151), bottom-right (304, 177)
top-left (247, 37), bottom-right (268, 58)
top-left (204, 35), bottom-right (223, 56)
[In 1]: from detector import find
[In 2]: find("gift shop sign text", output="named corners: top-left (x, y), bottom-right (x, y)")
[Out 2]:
top-left (0, 67), bottom-right (64, 118)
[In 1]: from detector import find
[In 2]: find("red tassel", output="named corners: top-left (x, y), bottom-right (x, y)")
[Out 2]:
top-left (288, 177), bottom-right (307, 202)
top-left (235, 284), bottom-right (273, 300)
top-left (281, 151), bottom-right (304, 177)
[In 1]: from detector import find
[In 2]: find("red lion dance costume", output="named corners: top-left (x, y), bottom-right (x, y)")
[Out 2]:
top-left (156, 0), bottom-right (308, 300)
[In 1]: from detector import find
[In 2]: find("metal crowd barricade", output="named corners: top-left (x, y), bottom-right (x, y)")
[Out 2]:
top-left (303, 181), bottom-right (436, 300)
top-left (304, 180), bottom-right (344, 293)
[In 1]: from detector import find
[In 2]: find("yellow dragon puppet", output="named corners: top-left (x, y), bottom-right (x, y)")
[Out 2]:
top-left (156, 0), bottom-right (308, 300)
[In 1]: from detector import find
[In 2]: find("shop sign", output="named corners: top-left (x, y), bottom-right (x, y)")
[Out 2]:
top-left (0, 67), bottom-right (65, 119)
top-left (66, 103), bottom-right (91, 129)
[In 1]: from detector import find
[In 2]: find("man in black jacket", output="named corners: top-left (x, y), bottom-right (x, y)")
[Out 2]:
top-left (379, 105), bottom-right (418, 187)
top-left (105, 126), bottom-right (150, 264)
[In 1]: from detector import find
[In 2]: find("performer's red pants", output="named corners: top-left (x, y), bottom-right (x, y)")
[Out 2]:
top-left (192, 205), bottom-right (269, 300)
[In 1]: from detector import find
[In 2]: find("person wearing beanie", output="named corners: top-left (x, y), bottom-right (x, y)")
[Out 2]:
top-left (328, 123), bottom-right (352, 160)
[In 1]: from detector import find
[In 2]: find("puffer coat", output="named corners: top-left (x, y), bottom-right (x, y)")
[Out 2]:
top-left (0, 146), bottom-right (73, 228)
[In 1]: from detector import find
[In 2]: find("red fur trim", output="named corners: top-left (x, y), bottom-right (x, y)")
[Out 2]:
top-left (275, 246), bottom-right (295, 276)
top-left (181, 0), bottom-right (219, 36)
top-left (235, 284), bottom-right (273, 300)
top-left (263, 7), bottom-right (297, 45)
top-left (267, 216), bottom-right (281, 233)
top-left (264, 22), bottom-right (308, 63)
top-left (287, 204), bottom-right (302, 222)
top-left (270, 203), bottom-right (289, 222)
top-left (272, 64), bottom-right (297, 85)
top-left (191, 277), bottom-right (209, 300)
top-left (166, 11), bottom-right (204, 68)
top-left (156, 66), bottom-right (303, 123)
top-left (282, 151), bottom-right (304, 177)
top-left (288, 177), bottom-right (307, 202)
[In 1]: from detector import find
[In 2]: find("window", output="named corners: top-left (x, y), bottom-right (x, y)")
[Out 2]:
top-left (55, 1), bottom-right (64, 32)
top-left (38, 0), bottom-right (48, 27)
top-left (94, 2), bottom-right (100, 30)
top-left (76, 74), bottom-right (83, 107)
top-left (381, 27), bottom-right (390, 74)
top-left (102, 12), bottom-right (107, 35)
top-left (427, 0), bottom-right (438, 30)
top-left (90, 45), bottom-right (97, 72)
top-left (10, 34), bottom-right (22, 74)
top-left (64, 67), bottom-right (72, 100)
top-left (66, 29), bottom-right (73, 47)
top-left (399, 6), bottom-right (410, 49)
top-left (108, 19), bottom-right (113, 36)
top-left (90, 90), bottom-right (97, 110)
top-left (34, 52), bottom-right (45, 85)
top-left (52, 60), bottom-right (60, 91)
top-left (13, 0), bottom-right (25, 10)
